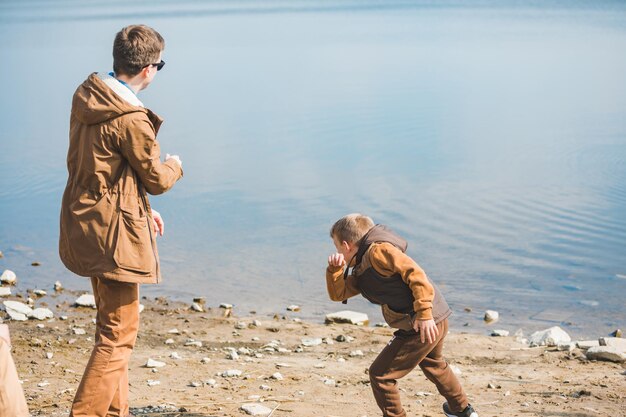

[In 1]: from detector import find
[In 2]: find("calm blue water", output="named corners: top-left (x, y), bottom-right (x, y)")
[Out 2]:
top-left (1, 1), bottom-right (625, 338)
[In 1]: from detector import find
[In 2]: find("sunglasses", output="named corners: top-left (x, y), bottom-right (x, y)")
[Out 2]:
top-left (143, 60), bottom-right (165, 71)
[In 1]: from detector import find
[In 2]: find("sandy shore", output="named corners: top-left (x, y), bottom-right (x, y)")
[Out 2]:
top-left (5, 292), bottom-right (625, 417)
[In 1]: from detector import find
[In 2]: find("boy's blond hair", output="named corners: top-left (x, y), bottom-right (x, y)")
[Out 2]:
top-left (113, 25), bottom-right (164, 76)
top-left (330, 213), bottom-right (375, 244)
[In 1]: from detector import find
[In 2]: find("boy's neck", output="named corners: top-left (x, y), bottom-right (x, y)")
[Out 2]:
top-left (115, 73), bottom-right (144, 94)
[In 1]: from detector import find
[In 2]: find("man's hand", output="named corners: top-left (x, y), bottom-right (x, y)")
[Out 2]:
top-left (151, 209), bottom-right (164, 236)
top-left (165, 153), bottom-right (182, 167)
top-left (413, 318), bottom-right (439, 344)
top-left (328, 253), bottom-right (346, 268)
top-left (0, 324), bottom-right (11, 346)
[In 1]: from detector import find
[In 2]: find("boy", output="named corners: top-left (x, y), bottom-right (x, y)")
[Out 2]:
top-left (0, 324), bottom-right (30, 417)
top-left (59, 25), bottom-right (183, 417)
top-left (326, 214), bottom-right (477, 417)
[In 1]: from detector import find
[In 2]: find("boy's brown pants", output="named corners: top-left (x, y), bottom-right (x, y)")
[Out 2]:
top-left (369, 319), bottom-right (468, 417)
top-left (70, 277), bottom-right (140, 417)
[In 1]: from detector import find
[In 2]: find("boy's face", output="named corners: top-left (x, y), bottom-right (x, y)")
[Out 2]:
top-left (332, 235), bottom-right (358, 262)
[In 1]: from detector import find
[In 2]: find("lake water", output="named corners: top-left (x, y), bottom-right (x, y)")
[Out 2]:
top-left (1, 1), bottom-right (625, 338)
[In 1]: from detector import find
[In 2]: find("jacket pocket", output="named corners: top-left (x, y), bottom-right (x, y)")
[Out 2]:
top-left (112, 207), bottom-right (154, 273)
top-left (381, 304), bottom-right (414, 331)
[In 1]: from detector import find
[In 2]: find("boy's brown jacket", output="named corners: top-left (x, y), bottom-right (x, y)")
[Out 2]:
top-left (326, 225), bottom-right (451, 328)
top-left (59, 73), bottom-right (182, 284)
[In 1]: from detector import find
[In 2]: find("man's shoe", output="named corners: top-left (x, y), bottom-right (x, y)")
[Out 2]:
top-left (443, 402), bottom-right (478, 417)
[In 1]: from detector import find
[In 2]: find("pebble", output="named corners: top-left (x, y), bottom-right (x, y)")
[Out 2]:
top-left (529, 326), bottom-right (571, 347)
top-left (36, 324), bottom-right (45, 329)
top-left (235, 321), bottom-right (248, 329)
top-left (270, 372), bottom-right (283, 380)
top-left (286, 305), bottom-right (300, 312)
top-left (191, 303), bottom-right (204, 312)
top-left (323, 378), bottom-right (336, 386)
top-left (189, 381), bottom-right (202, 387)
top-left (240, 403), bottom-right (272, 416)
top-left (138, 304), bottom-right (145, 314)
top-left (167, 328), bottom-right (180, 334)
top-left (37, 381), bottom-right (50, 387)
top-left (184, 340), bottom-right (202, 347)
top-left (301, 337), bottom-right (323, 347)
top-left (164, 338), bottom-right (174, 345)
top-left (201, 357), bottom-right (211, 364)
top-left (484, 310), bottom-right (499, 323)
top-left (33, 289), bottom-right (47, 296)
top-left (169, 352), bottom-right (181, 360)
top-left (335, 335), bottom-right (354, 343)
top-left (609, 329), bottom-right (622, 338)
top-left (0, 287), bottom-right (11, 297)
top-left (0, 270), bottom-right (17, 285)
top-left (491, 329), bottom-right (509, 337)
top-left (260, 384), bottom-right (271, 391)
top-left (147, 380), bottom-right (160, 387)
top-left (349, 350), bottom-right (364, 357)
top-left (226, 350), bottom-right (239, 360)
top-left (75, 294), bottom-right (96, 308)
top-left (415, 391), bottom-right (433, 397)
top-left (220, 303), bottom-right (233, 309)
top-left (222, 369), bottom-right (243, 378)
top-left (46, 352), bottom-right (53, 359)
top-left (4, 300), bottom-right (32, 316)
top-left (73, 328), bottom-right (86, 335)
top-left (54, 281), bottom-right (63, 291)
top-left (30, 308), bottom-right (54, 321)
top-left (145, 359), bottom-right (166, 368)
top-left (60, 316), bottom-right (68, 321)
top-left (206, 378), bottom-right (217, 386)
top-left (325, 310), bottom-right (369, 326)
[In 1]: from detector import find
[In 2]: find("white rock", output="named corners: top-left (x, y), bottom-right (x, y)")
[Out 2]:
top-left (271, 372), bottom-right (283, 380)
top-left (240, 403), bottom-right (272, 416)
top-left (484, 310), bottom-right (499, 323)
top-left (314, 363), bottom-right (326, 369)
top-left (323, 378), bottom-right (336, 386)
top-left (226, 351), bottom-right (239, 360)
top-left (576, 340), bottom-right (600, 350)
top-left (191, 302), bottom-right (204, 312)
top-left (222, 369), bottom-right (242, 378)
top-left (219, 303), bottom-right (233, 309)
top-left (260, 384), bottom-right (271, 391)
top-left (206, 378), bottom-right (217, 386)
top-left (0, 287), bottom-right (11, 297)
top-left (185, 340), bottom-right (202, 347)
top-left (529, 326), bottom-right (571, 347)
top-left (38, 381), bottom-right (50, 387)
top-left (0, 270), bottom-right (17, 285)
top-left (164, 338), bottom-right (174, 345)
top-left (252, 320), bottom-right (262, 327)
top-left (147, 380), bottom-right (160, 386)
top-left (36, 324), bottom-right (45, 328)
top-left (60, 316), bottom-right (68, 321)
top-left (201, 357), bottom-right (211, 364)
top-left (325, 310), bottom-right (369, 326)
top-left (33, 290), bottom-right (47, 296)
top-left (599, 337), bottom-right (626, 351)
top-left (491, 329), bottom-right (509, 337)
top-left (46, 352), bottom-right (53, 359)
top-left (167, 328), bottom-right (180, 334)
top-left (145, 358), bottom-right (166, 368)
top-left (349, 350), bottom-right (364, 357)
top-left (4, 300), bottom-right (32, 315)
top-left (73, 328), bottom-right (86, 335)
top-left (138, 304), bottom-right (145, 314)
top-left (75, 294), bottom-right (96, 308)
top-left (29, 308), bottom-right (54, 320)
top-left (189, 381), bottom-right (202, 387)
top-left (7, 311), bottom-right (28, 321)
top-left (415, 391), bottom-right (433, 397)
top-left (235, 321), bottom-right (247, 329)
top-left (301, 337), bottom-right (322, 347)
top-left (170, 352), bottom-right (181, 360)
top-left (54, 281), bottom-right (63, 291)
top-left (557, 342), bottom-right (575, 352)
top-left (286, 305), bottom-right (300, 312)
top-left (586, 346), bottom-right (626, 363)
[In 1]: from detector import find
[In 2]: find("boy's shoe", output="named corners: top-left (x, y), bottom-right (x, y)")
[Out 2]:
top-left (443, 402), bottom-right (478, 417)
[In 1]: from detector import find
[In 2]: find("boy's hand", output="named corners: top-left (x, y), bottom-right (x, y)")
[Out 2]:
top-left (166, 153), bottom-right (182, 167)
top-left (328, 253), bottom-right (346, 268)
top-left (0, 324), bottom-right (11, 347)
top-left (151, 209), bottom-right (164, 236)
top-left (413, 318), bottom-right (439, 344)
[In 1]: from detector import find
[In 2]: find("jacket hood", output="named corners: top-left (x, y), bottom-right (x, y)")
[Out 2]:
top-left (72, 72), bottom-right (145, 125)
top-left (355, 224), bottom-right (408, 264)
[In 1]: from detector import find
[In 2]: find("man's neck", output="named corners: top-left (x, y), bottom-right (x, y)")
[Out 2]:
top-left (115, 73), bottom-right (143, 94)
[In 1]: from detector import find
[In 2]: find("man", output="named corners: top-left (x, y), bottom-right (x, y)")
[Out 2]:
top-left (59, 25), bottom-right (183, 417)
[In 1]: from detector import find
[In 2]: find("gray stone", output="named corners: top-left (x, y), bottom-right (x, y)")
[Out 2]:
top-left (598, 337), bottom-right (626, 351)
top-left (240, 403), bottom-right (272, 416)
top-left (325, 310), bottom-right (369, 326)
top-left (29, 308), bottom-right (54, 320)
top-left (529, 326), bottom-right (571, 347)
top-left (0, 270), bottom-right (17, 285)
top-left (484, 310), bottom-right (499, 323)
top-left (75, 294), bottom-right (96, 308)
top-left (585, 346), bottom-right (626, 363)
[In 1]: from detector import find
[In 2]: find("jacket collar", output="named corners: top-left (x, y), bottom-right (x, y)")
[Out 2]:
top-left (97, 72), bottom-right (144, 108)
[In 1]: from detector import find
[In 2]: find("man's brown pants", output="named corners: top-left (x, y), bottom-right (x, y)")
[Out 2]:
top-left (369, 319), bottom-right (468, 417)
top-left (70, 277), bottom-right (139, 417)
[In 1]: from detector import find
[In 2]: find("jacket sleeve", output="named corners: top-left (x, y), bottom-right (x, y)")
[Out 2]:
top-left (369, 243), bottom-right (435, 320)
top-left (326, 264), bottom-right (361, 302)
top-left (119, 116), bottom-right (183, 195)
